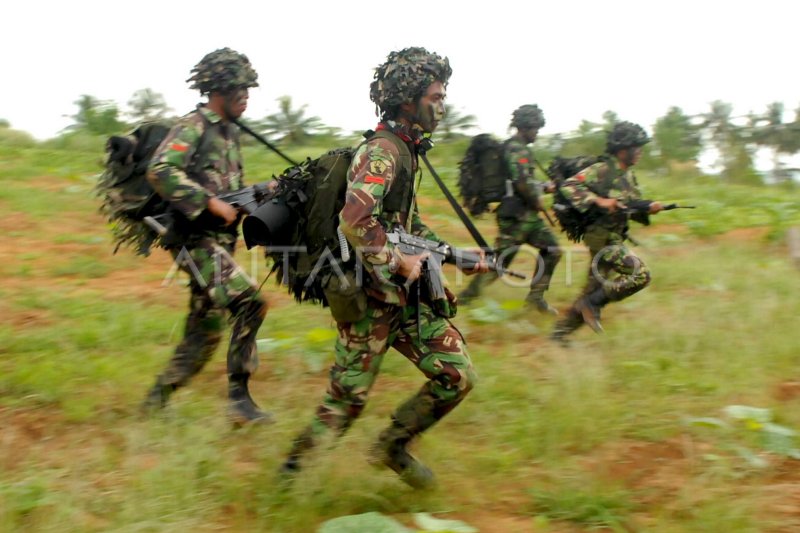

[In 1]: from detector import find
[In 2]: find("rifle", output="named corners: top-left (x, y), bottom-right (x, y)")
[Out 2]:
top-left (144, 180), bottom-right (276, 236)
top-left (621, 200), bottom-right (696, 215)
top-left (386, 227), bottom-right (526, 335)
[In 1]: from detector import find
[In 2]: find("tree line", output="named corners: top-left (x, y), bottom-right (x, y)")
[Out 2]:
top-left (4, 89), bottom-right (799, 185)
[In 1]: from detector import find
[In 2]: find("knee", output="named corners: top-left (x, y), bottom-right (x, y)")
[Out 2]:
top-left (458, 365), bottom-right (478, 398)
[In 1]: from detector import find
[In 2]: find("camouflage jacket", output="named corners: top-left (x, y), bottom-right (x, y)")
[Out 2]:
top-left (500, 135), bottom-right (541, 216)
top-left (147, 105), bottom-right (245, 241)
top-left (339, 122), bottom-right (440, 305)
top-left (559, 156), bottom-right (645, 234)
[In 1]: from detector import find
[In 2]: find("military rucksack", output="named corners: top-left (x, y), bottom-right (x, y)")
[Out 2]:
top-left (242, 130), bottom-right (414, 320)
top-left (548, 155), bottom-right (614, 242)
top-left (458, 134), bottom-right (510, 216)
top-left (95, 118), bottom-right (213, 256)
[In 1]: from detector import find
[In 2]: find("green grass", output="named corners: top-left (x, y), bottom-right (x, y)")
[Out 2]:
top-left (1, 134), bottom-right (800, 531)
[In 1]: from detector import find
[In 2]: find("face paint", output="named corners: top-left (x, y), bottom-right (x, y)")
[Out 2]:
top-left (222, 88), bottom-right (249, 120)
top-left (416, 101), bottom-right (446, 133)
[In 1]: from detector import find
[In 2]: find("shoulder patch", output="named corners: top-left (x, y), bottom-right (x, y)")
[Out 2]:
top-left (364, 175), bottom-right (385, 185)
top-left (369, 160), bottom-right (388, 175)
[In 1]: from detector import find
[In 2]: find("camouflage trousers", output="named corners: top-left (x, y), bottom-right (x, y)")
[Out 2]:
top-left (462, 212), bottom-right (561, 298)
top-left (556, 228), bottom-right (651, 335)
top-left (582, 228), bottom-right (651, 301)
top-left (155, 237), bottom-right (267, 388)
top-left (289, 299), bottom-right (477, 455)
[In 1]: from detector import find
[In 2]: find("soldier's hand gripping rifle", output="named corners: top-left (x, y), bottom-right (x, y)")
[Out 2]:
top-left (387, 227), bottom-right (526, 293)
top-left (386, 228), bottom-right (527, 335)
top-left (622, 200), bottom-right (696, 214)
top-left (144, 181), bottom-right (277, 236)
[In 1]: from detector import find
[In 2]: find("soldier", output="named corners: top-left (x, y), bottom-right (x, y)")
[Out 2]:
top-left (458, 105), bottom-right (562, 314)
top-left (551, 121), bottom-right (662, 343)
top-left (140, 48), bottom-right (272, 425)
top-left (278, 47), bottom-right (487, 489)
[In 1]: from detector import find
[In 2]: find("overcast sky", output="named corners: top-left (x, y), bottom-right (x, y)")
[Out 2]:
top-left (3, 0), bottom-right (798, 141)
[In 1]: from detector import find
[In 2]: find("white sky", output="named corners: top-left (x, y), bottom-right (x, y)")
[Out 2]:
top-left (2, 0), bottom-right (798, 141)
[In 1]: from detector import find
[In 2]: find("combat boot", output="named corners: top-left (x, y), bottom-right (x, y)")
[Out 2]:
top-left (525, 292), bottom-right (559, 316)
top-left (228, 374), bottom-right (274, 427)
top-left (574, 288), bottom-right (610, 333)
top-left (368, 424), bottom-right (436, 490)
top-left (550, 307), bottom-right (584, 345)
top-left (139, 381), bottom-right (175, 414)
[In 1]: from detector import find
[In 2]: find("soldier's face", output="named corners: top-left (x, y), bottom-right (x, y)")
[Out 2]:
top-left (620, 146), bottom-right (643, 167)
top-left (224, 88), bottom-right (249, 120)
top-left (414, 81), bottom-right (447, 133)
top-left (521, 127), bottom-right (539, 144)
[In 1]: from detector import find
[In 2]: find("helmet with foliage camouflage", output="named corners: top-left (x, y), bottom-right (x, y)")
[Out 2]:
top-left (187, 48), bottom-right (259, 96)
top-left (606, 121), bottom-right (650, 153)
top-left (510, 104), bottom-right (545, 129)
top-left (369, 47), bottom-right (452, 118)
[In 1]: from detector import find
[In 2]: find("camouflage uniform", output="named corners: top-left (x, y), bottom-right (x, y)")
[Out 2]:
top-left (141, 49), bottom-right (269, 423)
top-left (552, 153), bottom-right (652, 340)
top-left (459, 135), bottom-right (562, 309)
top-left (282, 48), bottom-right (472, 489)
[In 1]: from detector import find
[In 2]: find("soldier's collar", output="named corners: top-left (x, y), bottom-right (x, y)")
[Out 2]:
top-left (376, 121), bottom-right (423, 145)
top-left (197, 104), bottom-right (224, 124)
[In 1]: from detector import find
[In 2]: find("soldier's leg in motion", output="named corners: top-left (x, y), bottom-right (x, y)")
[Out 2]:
top-left (525, 221), bottom-right (562, 315)
top-left (141, 250), bottom-right (224, 412)
top-left (369, 303), bottom-right (477, 489)
top-left (551, 243), bottom-right (608, 342)
top-left (280, 303), bottom-right (395, 474)
top-left (192, 240), bottom-right (272, 425)
top-left (458, 218), bottom-right (519, 304)
top-left (574, 242), bottom-right (650, 334)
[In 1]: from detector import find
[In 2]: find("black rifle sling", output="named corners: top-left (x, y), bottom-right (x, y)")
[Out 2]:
top-left (233, 119), bottom-right (299, 167)
top-left (419, 152), bottom-right (492, 251)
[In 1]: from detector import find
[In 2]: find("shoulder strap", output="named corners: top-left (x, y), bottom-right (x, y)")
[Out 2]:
top-left (420, 151), bottom-right (492, 250)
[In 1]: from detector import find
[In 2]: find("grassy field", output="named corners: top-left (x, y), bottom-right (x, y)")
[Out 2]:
top-left (1, 131), bottom-right (799, 532)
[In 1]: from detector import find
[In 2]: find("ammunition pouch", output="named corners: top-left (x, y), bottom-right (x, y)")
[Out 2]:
top-left (322, 270), bottom-right (368, 323)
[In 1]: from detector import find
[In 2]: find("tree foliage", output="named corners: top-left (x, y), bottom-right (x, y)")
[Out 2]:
top-left (257, 95), bottom-right (324, 144)
top-left (67, 94), bottom-right (126, 135)
top-left (652, 106), bottom-right (703, 164)
top-left (127, 88), bottom-right (171, 123)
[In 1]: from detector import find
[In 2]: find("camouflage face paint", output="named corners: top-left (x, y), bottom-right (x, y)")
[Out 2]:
top-left (223, 88), bottom-right (249, 120)
top-left (414, 81), bottom-right (446, 134)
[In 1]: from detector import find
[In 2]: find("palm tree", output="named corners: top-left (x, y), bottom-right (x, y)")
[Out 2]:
top-left (127, 88), bottom-right (171, 123)
top-left (438, 105), bottom-right (478, 140)
top-left (257, 95), bottom-right (324, 144)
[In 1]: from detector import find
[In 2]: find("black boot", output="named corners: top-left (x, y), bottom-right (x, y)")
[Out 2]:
top-left (574, 287), bottom-right (610, 333)
top-left (228, 374), bottom-right (274, 426)
top-left (525, 291), bottom-right (559, 316)
top-left (367, 422), bottom-right (436, 490)
top-left (550, 307), bottom-right (584, 345)
top-left (140, 381), bottom-right (175, 414)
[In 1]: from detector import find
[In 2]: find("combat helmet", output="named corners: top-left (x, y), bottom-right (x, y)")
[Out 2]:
top-left (510, 104), bottom-right (546, 129)
top-left (370, 47), bottom-right (452, 118)
top-left (606, 121), bottom-right (650, 154)
top-left (187, 48), bottom-right (259, 95)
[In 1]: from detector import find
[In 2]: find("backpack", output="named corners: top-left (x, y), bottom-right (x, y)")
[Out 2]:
top-left (243, 130), bottom-right (414, 316)
top-left (458, 134), bottom-right (510, 216)
top-left (548, 155), bottom-right (613, 242)
top-left (95, 118), bottom-right (212, 256)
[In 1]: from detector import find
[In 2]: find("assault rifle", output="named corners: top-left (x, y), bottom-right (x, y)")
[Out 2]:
top-left (622, 200), bottom-right (696, 214)
top-left (144, 181), bottom-right (276, 236)
top-left (386, 228), bottom-right (526, 334)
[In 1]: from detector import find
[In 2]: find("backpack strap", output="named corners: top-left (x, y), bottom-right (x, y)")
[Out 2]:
top-left (365, 129), bottom-right (416, 219)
